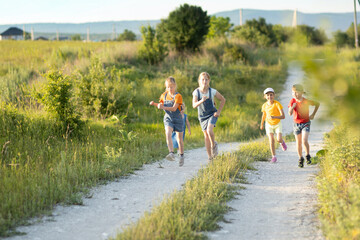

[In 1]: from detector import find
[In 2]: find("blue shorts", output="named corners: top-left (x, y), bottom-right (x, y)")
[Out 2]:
top-left (200, 116), bottom-right (218, 131)
top-left (293, 121), bottom-right (311, 135)
top-left (164, 115), bottom-right (184, 132)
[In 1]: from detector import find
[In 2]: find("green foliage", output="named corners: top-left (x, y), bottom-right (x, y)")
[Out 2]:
top-left (317, 125), bottom-right (360, 239)
top-left (295, 25), bottom-right (327, 46)
top-left (207, 16), bottom-right (233, 39)
top-left (138, 25), bottom-right (168, 65)
top-left (333, 30), bottom-right (351, 48)
top-left (76, 57), bottom-right (134, 118)
top-left (71, 34), bottom-right (82, 41)
top-left (232, 18), bottom-right (278, 47)
top-left (117, 29), bottom-right (137, 41)
top-left (291, 47), bottom-right (360, 128)
top-left (36, 69), bottom-right (82, 132)
top-left (205, 40), bottom-right (248, 64)
top-left (159, 4), bottom-right (210, 52)
top-left (333, 23), bottom-right (360, 48)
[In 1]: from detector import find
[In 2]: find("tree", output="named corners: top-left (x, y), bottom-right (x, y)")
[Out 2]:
top-left (333, 30), bottom-right (350, 48)
top-left (207, 16), bottom-right (233, 39)
top-left (232, 18), bottom-right (278, 47)
top-left (138, 25), bottom-right (168, 65)
top-left (71, 34), bottom-right (82, 41)
top-left (158, 4), bottom-right (210, 52)
top-left (296, 25), bottom-right (327, 45)
top-left (117, 29), bottom-right (137, 41)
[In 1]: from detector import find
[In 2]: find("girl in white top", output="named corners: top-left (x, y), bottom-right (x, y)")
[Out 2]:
top-left (192, 72), bottom-right (226, 161)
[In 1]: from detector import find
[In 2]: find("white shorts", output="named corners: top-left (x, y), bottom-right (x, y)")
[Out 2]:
top-left (265, 122), bottom-right (282, 135)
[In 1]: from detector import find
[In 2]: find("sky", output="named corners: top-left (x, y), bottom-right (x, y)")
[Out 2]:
top-left (0, 0), bottom-right (357, 25)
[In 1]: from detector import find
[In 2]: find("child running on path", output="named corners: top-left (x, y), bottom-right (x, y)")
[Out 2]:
top-left (150, 77), bottom-right (185, 166)
top-left (288, 84), bottom-right (320, 168)
top-left (192, 72), bottom-right (226, 162)
top-left (171, 103), bottom-right (191, 152)
top-left (260, 87), bottom-right (287, 163)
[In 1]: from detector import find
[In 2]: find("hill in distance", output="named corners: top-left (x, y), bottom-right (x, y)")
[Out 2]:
top-left (0, 9), bottom-right (355, 41)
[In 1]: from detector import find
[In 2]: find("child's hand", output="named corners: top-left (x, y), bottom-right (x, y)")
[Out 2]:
top-left (309, 113), bottom-right (315, 120)
top-left (260, 124), bottom-right (264, 130)
top-left (214, 111), bottom-right (220, 117)
top-left (149, 101), bottom-right (154, 106)
top-left (292, 102), bottom-right (297, 108)
top-left (157, 103), bottom-right (162, 109)
top-left (188, 129), bottom-right (191, 135)
top-left (202, 96), bottom-right (208, 102)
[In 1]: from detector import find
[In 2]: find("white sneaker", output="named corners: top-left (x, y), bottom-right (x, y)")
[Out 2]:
top-left (165, 152), bottom-right (175, 161)
top-left (179, 155), bottom-right (185, 167)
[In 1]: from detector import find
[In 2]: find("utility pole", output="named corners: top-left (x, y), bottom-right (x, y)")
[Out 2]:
top-left (292, 9), bottom-right (297, 28)
top-left (31, 27), bottom-right (34, 41)
top-left (239, 9), bottom-right (243, 26)
top-left (354, 0), bottom-right (358, 48)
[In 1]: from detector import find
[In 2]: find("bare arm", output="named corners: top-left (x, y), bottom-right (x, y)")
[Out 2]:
top-left (309, 102), bottom-right (320, 120)
top-left (271, 108), bottom-right (285, 119)
top-left (214, 91), bottom-right (226, 117)
top-left (260, 112), bottom-right (265, 130)
top-left (192, 94), bottom-right (208, 108)
top-left (160, 102), bottom-right (180, 112)
top-left (288, 102), bottom-right (296, 116)
top-left (185, 118), bottom-right (191, 135)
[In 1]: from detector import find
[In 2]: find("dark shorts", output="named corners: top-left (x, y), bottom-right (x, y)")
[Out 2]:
top-left (200, 116), bottom-right (218, 131)
top-left (293, 121), bottom-right (311, 135)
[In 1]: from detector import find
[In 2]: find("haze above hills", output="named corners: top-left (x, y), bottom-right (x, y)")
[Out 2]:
top-left (0, 9), bottom-right (354, 41)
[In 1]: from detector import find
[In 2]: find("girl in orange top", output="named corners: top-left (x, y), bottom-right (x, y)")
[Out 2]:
top-left (150, 77), bottom-right (185, 166)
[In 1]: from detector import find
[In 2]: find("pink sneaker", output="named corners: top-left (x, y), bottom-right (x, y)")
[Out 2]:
top-left (281, 141), bottom-right (287, 151)
top-left (271, 156), bottom-right (277, 163)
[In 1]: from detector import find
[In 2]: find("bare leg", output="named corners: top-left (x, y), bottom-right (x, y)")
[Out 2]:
top-left (203, 130), bottom-right (212, 158)
top-left (176, 131), bottom-right (184, 155)
top-left (295, 133), bottom-right (303, 158)
top-left (302, 131), bottom-right (310, 156)
top-left (206, 124), bottom-right (216, 149)
top-left (165, 126), bottom-right (174, 153)
top-left (268, 133), bottom-right (276, 156)
top-left (276, 133), bottom-right (283, 144)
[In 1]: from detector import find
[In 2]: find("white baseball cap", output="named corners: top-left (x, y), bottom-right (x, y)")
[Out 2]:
top-left (264, 87), bottom-right (275, 94)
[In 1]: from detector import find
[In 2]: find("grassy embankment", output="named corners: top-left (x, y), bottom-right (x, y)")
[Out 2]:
top-left (0, 40), bottom-right (286, 236)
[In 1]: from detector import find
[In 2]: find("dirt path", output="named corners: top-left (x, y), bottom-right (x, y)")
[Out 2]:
top-left (208, 62), bottom-right (332, 240)
top-left (8, 142), bottom-right (242, 240)
top-left (8, 63), bottom-right (331, 240)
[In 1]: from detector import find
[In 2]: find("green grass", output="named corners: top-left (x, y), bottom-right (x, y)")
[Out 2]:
top-left (0, 40), bottom-right (286, 236)
top-left (113, 141), bottom-right (270, 240)
top-left (316, 125), bottom-right (360, 239)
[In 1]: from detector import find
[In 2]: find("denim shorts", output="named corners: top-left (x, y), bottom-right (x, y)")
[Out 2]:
top-left (200, 116), bottom-right (218, 131)
top-left (293, 121), bottom-right (311, 135)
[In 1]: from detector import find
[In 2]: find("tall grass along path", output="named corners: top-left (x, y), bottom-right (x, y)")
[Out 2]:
top-left (8, 63), bottom-right (331, 240)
